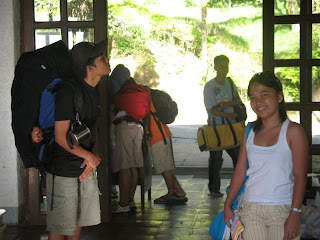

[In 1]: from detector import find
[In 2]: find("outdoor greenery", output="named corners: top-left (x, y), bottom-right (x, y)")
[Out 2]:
top-left (33, 0), bottom-right (320, 106)
top-left (108, 0), bottom-right (263, 89)
top-left (108, 0), bottom-right (320, 112)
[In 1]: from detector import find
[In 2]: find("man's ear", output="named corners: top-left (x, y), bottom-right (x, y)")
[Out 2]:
top-left (278, 92), bottom-right (284, 103)
top-left (87, 65), bottom-right (93, 73)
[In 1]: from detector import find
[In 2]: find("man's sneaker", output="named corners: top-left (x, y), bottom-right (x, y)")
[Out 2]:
top-left (112, 204), bottom-right (130, 214)
top-left (129, 200), bottom-right (136, 211)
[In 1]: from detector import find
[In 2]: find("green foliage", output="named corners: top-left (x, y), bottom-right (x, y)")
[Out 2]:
top-left (149, 14), bottom-right (201, 55)
top-left (133, 54), bottom-right (160, 88)
top-left (312, 24), bottom-right (320, 60)
top-left (275, 67), bottom-right (300, 102)
top-left (222, 15), bottom-right (262, 27)
top-left (231, 0), bottom-right (262, 7)
top-left (34, 0), bottom-right (60, 21)
top-left (185, 0), bottom-right (262, 8)
top-left (118, 0), bottom-right (150, 15)
top-left (111, 26), bottom-right (147, 55)
top-left (185, 0), bottom-right (197, 7)
top-left (274, 0), bottom-right (300, 16)
top-left (208, 24), bottom-right (250, 52)
top-left (68, 0), bottom-right (93, 21)
top-left (191, 26), bottom-right (202, 56)
top-left (151, 13), bottom-right (167, 23)
top-left (274, 24), bottom-right (300, 60)
top-left (108, 7), bottom-right (148, 56)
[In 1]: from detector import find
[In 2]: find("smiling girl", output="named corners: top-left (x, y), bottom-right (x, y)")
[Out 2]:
top-left (224, 71), bottom-right (308, 240)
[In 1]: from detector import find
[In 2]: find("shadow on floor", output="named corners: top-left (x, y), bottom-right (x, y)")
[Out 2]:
top-left (2, 174), bottom-right (316, 240)
top-left (1, 175), bottom-right (228, 240)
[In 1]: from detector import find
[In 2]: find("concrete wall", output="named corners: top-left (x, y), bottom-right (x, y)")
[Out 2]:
top-left (0, 0), bottom-right (24, 225)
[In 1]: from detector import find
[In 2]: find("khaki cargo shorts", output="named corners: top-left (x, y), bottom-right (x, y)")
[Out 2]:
top-left (111, 121), bottom-right (144, 173)
top-left (150, 137), bottom-right (175, 174)
top-left (46, 172), bottom-right (101, 236)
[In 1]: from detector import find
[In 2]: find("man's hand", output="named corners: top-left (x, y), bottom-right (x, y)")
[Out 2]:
top-left (79, 153), bottom-right (101, 181)
top-left (225, 112), bottom-right (237, 120)
top-left (218, 102), bottom-right (230, 110)
top-left (31, 126), bottom-right (43, 143)
top-left (283, 212), bottom-right (300, 240)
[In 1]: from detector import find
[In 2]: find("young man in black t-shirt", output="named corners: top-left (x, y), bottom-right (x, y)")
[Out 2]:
top-left (45, 40), bottom-right (110, 240)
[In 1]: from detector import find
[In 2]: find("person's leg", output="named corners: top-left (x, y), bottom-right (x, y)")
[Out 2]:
top-left (161, 170), bottom-right (186, 197)
top-left (155, 170), bottom-right (187, 203)
top-left (119, 168), bottom-right (131, 207)
top-left (226, 147), bottom-right (240, 168)
top-left (67, 227), bottom-right (81, 240)
top-left (161, 170), bottom-right (176, 195)
top-left (267, 205), bottom-right (300, 240)
top-left (240, 202), bottom-right (268, 240)
top-left (173, 175), bottom-right (186, 197)
top-left (77, 172), bottom-right (101, 227)
top-left (208, 150), bottom-right (223, 193)
top-left (48, 226), bottom-right (81, 240)
top-left (48, 232), bottom-right (65, 240)
top-left (46, 173), bottom-right (79, 237)
top-left (128, 167), bottom-right (138, 202)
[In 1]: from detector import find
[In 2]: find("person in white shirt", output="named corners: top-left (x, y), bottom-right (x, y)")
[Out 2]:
top-left (224, 71), bottom-right (308, 240)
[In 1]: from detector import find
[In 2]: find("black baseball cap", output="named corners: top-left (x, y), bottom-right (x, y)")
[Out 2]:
top-left (71, 39), bottom-right (107, 78)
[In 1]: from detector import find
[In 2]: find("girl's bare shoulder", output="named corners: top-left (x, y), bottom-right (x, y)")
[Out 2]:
top-left (287, 121), bottom-right (307, 139)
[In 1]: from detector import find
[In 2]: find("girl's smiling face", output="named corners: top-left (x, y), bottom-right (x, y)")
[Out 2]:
top-left (249, 82), bottom-right (283, 120)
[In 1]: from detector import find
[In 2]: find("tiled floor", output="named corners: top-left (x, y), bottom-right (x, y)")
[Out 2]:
top-left (1, 174), bottom-right (230, 240)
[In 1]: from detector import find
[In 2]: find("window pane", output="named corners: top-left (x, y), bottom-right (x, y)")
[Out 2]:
top-left (287, 111), bottom-right (300, 124)
top-left (275, 67), bottom-right (300, 103)
top-left (312, 111), bottom-right (320, 144)
top-left (35, 29), bottom-right (62, 49)
top-left (312, 24), bottom-right (320, 59)
top-left (312, 66), bottom-right (320, 102)
top-left (68, 28), bottom-right (94, 49)
top-left (313, 0), bottom-right (320, 14)
top-left (34, 0), bottom-right (61, 22)
top-left (274, 24), bottom-right (300, 60)
top-left (68, 0), bottom-right (94, 21)
top-left (311, 155), bottom-right (320, 187)
top-left (275, 0), bottom-right (300, 16)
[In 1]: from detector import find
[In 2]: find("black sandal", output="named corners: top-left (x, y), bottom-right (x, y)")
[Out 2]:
top-left (154, 194), bottom-right (175, 204)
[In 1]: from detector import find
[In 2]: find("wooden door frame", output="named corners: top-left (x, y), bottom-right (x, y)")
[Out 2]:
top-left (263, 0), bottom-right (320, 192)
top-left (20, 0), bottom-right (110, 225)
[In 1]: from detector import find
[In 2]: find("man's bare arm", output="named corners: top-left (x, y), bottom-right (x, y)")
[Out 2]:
top-left (55, 120), bottom-right (101, 181)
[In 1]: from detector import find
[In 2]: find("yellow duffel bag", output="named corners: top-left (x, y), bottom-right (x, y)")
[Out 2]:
top-left (197, 121), bottom-right (245, 152)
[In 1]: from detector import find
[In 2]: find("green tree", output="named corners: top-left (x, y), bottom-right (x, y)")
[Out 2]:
top-left (34, 0), bottom-right (60, 21)
top-left (275, 0), bottom-right (300, 15)
top-left (185, 0), bottom-right (210, 81)
top-left (68, 0), bottom-right (93, 21)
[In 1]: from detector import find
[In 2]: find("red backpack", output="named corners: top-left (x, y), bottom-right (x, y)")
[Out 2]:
top-left (114, 78), bottom-right (151, 120)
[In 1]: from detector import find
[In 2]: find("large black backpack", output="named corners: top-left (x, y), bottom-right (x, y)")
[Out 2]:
top-left (150, 89), bottom-right (178, 124)
top-left (11, 41), bottom-right (79, 169)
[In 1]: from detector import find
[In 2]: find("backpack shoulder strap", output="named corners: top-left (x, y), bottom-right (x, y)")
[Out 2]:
top-left (245, 122), bottom-right (252, 172)
top-left (62, 79), bottom-right (85, 116)
top-left (246, 122), bottom-right (252, 140)
top-left (227, 77), bottom-right (235, 100)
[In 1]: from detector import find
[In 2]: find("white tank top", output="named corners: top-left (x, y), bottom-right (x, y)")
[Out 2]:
top-left (243, 119), bottom-right (294, 205)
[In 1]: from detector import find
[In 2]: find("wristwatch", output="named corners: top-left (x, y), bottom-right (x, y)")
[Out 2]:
top-left (291, 207), bottom-right (302, 213)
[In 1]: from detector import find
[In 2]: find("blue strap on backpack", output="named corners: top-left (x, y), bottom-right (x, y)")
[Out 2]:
top-left (209, 122), bottom-right (252, 240)
top-left (38, 78), bottom-right (63, 164)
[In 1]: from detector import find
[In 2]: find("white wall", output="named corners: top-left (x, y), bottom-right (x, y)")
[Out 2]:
top-left (0, 0), bottom-right (24, 224)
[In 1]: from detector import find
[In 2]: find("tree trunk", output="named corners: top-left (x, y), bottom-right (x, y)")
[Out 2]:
top-left (201, 5), bottom-right (208, 81)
